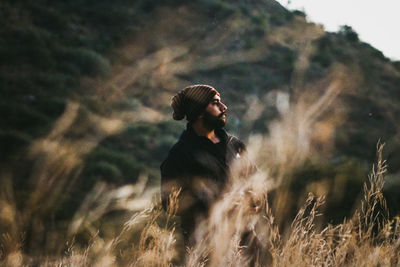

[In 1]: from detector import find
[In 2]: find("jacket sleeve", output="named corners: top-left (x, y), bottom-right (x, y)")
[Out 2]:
top-left (160, 148), bottom-right (201, 212)
top-left (160, 151), bottom-right (184, 211)
top-left (160, 148), bottom-right (211, 238)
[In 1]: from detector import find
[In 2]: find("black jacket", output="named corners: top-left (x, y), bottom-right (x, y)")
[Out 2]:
top-left (160, 124), bottom-right (253, 237)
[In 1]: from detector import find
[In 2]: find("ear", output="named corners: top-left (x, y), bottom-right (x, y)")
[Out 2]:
top-left (197, 110), bottom-right (206, 119)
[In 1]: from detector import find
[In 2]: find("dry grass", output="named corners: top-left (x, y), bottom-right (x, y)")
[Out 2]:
top-left (1, 127), bottom-right (399, 266)
top-left (1, 14), bottom-right (399, 265)
top-left (1, 70), bottom-right (399, 266)
top-left (1, 145), bottom-right (400, 266)
top-left (180, 145), bottom-right (399, 267)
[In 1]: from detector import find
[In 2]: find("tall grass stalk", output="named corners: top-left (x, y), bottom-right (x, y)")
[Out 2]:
top-left (1, 61), bottom-right (398, 265)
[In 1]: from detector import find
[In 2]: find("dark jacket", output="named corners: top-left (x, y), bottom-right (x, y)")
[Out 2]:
top-left (160, 124), bottom-right (253, 238)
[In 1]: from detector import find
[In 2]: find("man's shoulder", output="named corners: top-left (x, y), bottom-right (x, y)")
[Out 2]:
top-left (163, 136), bottom-right (194, 162)
top-left (168, 139), bottom-right (187, 156)
top-left (160, 136), bottom-right (195, 176)
top-left (223, 130), bottom-right (246, 152)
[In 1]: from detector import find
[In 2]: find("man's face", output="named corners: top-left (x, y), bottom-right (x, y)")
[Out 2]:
top-left (202, 94), bottom-right (228, 130)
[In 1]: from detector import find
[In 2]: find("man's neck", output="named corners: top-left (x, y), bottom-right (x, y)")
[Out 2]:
top-left (191, 121), bottom-right (220, 144)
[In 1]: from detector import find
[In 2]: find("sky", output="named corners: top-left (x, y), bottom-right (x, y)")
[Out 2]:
top-left (275, 0), bottom-right (400, 61)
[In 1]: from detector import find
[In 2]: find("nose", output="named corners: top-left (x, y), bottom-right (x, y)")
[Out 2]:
top-left (220, 102), bottom-right (227, 112)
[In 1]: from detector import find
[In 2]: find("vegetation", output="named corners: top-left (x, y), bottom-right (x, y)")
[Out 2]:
top-left (1, 0), bottom-right (400, 265)
top-left (1, 118), bottom-right (398, 265)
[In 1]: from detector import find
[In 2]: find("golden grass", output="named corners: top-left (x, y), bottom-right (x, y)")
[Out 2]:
top-left (2, 67), bottom-right (399, 266)
top-left (1, 141), bottom-right (398, 266)
top-left (0, 29), bottom-right (398, 265)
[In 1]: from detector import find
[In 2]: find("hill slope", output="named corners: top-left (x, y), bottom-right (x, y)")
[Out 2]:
top-left (1, 0), bottom-right (400, 228)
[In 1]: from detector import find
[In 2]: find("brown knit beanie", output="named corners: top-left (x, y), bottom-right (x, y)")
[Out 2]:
top-left (171, 84), bottom-right (219, 121)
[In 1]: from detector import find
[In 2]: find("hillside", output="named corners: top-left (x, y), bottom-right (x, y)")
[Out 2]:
top-left (1, 0), bottom-right (400, 254)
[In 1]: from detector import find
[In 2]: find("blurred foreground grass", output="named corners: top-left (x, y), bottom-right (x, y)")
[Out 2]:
top-left (1, 67), bottom-right (399, 265)
top-left (1, 1), bottom-right (400, 265)
top-left (1, 139), bottom-right (399, 266)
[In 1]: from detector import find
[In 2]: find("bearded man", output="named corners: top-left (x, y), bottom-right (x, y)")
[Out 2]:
top-left (160, 84), bottom-right (254, 243)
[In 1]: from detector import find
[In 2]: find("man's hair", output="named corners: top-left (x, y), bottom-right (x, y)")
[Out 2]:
top-left (171, 84), bottom-right (219, 121)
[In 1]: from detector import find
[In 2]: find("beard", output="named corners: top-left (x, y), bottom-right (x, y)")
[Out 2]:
top-left (202, 110), bottom-right (227, 130)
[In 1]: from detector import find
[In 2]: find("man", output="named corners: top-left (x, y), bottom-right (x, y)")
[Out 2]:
top-left (160, 84), bottom-right (254, 243)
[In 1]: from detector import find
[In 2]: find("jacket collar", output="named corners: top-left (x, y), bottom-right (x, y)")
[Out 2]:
top-left (181, 123), bottom-right (228, 145)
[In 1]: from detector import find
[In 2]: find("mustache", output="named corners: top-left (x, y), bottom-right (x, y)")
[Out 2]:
top-left (218, 112), bottom-right (227, 118)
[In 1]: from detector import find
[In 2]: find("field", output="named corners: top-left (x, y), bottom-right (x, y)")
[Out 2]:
top-left (1, 1), bottom-right (400, 265)
top-left (1, 78), bottom-right (399, 265)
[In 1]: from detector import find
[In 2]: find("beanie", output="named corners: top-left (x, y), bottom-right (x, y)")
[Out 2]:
top-left (171, 84), bottom-right (219, 121)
